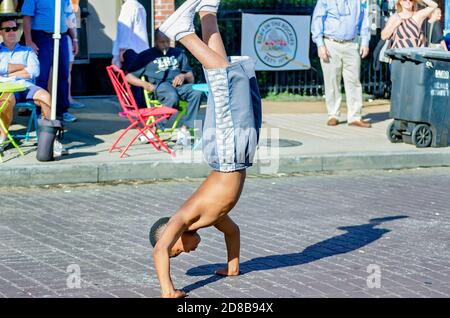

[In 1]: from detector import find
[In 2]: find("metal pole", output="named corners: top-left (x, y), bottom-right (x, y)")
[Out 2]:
top-left (150, 0), bottom-right (155, 47)
top-left (445, 0), bottom-right (450, 34)
top-left (50, 0), bottom-right (62, 121)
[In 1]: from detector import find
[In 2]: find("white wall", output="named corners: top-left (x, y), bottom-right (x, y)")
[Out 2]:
top-left (86, 0), bottom-right (121, 55)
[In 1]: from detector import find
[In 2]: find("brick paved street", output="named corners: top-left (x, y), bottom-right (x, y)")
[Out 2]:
top-left (0, 168), bottom-right (449, 298)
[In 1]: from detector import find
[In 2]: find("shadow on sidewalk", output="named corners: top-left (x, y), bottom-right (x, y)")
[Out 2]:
top-left (363, 112), bottom-right (390, 124)
top-left (182, 215), bottom-right (408, 293)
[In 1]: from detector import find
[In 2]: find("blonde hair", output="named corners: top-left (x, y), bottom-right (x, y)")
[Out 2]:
top-left (396, 0), bottom-right (417, 13)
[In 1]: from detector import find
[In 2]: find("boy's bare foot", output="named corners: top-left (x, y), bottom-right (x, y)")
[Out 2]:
top-left (159, 0), bottom-right (201, 41)
top-left (161, 289), bottom-right (187, 298)
top-left (215, 267), bottom-right (240, 277)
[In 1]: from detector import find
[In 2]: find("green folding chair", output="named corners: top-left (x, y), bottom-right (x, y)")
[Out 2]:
top-left (141, 77), bottom-right (188, 135)
top-left (13, 101), bottom-right (39, 143)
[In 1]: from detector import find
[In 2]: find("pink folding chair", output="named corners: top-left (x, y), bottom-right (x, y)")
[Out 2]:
top-left (106, 65), bottom-right (177, 158)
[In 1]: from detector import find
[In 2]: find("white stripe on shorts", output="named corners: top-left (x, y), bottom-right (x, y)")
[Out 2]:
top-left (206, 68), bottom-right (235, 170)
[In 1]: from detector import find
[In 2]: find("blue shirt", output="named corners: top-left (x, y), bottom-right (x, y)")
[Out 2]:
top-left (0, 43), bottom-right (40, 85)
top-left (311, 0), bottom-right (371, 47)
top-left (21, 0), bottom-right (73, 34)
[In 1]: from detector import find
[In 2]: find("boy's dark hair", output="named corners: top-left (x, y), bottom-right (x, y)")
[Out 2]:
top-left (149, 217), bottom-right (171, 247)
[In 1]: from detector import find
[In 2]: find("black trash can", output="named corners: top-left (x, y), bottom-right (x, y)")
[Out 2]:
top-left (385, 48), bottom-right (450, 148)
top-left (36, 118), bottom-right (63, 162)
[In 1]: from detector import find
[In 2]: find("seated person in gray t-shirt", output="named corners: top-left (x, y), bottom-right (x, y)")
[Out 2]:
top-left (125, 29), bottom-right (205, 129)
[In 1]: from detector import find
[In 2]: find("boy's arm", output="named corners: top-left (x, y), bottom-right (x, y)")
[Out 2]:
top-left (214, 215), bottom-right (240, 276)
top-left (152, 216), bottom-right (188, 298)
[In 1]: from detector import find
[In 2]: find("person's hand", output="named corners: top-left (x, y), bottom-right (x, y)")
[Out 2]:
top-left (72, 40), bottom-right (79, 56)
top-left (172, 74), bottom-right (185, 87)
top-left (26, 40), bottom-right (39, 54)
top-left (143, 82), bottom-right (156, 93)
top-left (318, 45), bottom-right (331, 62)
top-left (360, 45), bottom-right (369, 59)
top-left (119, 49), bottom-right (126, 63)
top-left (161, 290), bottom-right (187, 298)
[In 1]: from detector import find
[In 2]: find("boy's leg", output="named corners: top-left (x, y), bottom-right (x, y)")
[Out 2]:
top-left (214, 215), bottom-right (240, 276)
top-left (199, 12), bottom-right (227, 59)
top-left (179, 34), bottom-right (228, 69)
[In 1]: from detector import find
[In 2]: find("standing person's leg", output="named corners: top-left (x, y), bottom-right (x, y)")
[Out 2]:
top-left (175, 84), bottom-right (204, 128)
top-left (68, 36), bottom-right (85, 109)
top-left (342, 42), bottom-right (371, 128)
top-left (320, 39), bottom-right (343, 125)
top-left (32, 31), bottom-right (53, 116)
top-left (57, 34), bottom-right (73, 120)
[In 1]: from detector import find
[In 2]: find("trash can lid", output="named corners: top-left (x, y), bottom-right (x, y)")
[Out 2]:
top-left (386, 48), bottom-right (450, 61)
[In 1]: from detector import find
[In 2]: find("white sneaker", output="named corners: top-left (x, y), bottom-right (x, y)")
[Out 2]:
top-left (0, 136), bottom-right (10, 152)
top-left (159, 0), bottom-right (201, 41)
top-left (196, 0), bottom-right (220, 13)
top-left (139, 131), bottom-right (158, 144)
top-left (54, 140), bottom-right (68, 156)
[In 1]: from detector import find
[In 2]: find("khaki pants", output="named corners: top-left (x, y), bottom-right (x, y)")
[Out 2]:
top-left (320, 38), bottom-right (363, 123)
top-left (0, 93), bottom-right (16, 137)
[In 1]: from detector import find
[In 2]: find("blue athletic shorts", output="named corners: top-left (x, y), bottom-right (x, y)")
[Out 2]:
top-left (202, 56), bottom-right (262, 173)
top-left (14, 84), bottom-right (42, 103)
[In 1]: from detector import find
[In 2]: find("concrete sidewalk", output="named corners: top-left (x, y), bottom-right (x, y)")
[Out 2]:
top-left (0, 97), bottom-right (449, 186)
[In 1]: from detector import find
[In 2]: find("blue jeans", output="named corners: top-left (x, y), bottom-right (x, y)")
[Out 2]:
top-left (32, 30), bottom-right (70, 117)
top-left (155, 82), bottom-right (205, 128)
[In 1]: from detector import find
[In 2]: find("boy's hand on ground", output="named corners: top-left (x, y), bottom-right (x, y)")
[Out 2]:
top-left (161, 289), bottom-right (187, 298)
top-left (215, 267), bottom-right (240, 277)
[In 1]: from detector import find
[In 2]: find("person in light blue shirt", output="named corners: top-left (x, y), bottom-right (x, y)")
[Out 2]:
top-left (311, 0), bottom-right (372, 128)
top-left (0, 18), bottom-right (51, 147)
top-left (21, 0), bottom-right (78, 123)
